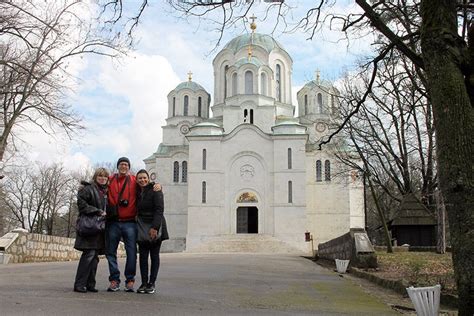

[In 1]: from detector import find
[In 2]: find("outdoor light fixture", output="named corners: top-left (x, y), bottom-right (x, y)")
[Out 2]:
top-left (305, 231), bottom-right (315, 258)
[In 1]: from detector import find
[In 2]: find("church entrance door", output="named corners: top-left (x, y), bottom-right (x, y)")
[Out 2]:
top-left (236, 207), bottom-right (258, 234)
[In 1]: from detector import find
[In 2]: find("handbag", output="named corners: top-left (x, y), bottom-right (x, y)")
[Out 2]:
top-left (137, 217), bottom-right (162, 243)
top-left (76, 214), bottom-right (106, 237)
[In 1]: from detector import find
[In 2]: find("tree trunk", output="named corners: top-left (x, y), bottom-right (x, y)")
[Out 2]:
top-left (435, 190), bottom-right (446, 254)
top-left (420, 0), bottom-right (474, 313)
top-left (367, 176), bottom-right (393, 253)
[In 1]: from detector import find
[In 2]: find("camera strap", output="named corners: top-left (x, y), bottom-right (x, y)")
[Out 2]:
top-left (116, 175), bottom-right (129, 205)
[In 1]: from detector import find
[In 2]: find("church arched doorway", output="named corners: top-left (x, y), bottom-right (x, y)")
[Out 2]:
top-left (236, 207), bottom-right (258, 234)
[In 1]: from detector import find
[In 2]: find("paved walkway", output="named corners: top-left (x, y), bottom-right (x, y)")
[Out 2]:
top-left (0, 253), bottom-right (399, 315)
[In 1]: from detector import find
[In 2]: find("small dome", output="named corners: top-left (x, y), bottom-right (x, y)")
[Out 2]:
top-left (194, 122), bottom-right (221, 128)
top-left (275, 120), bottom-right (300, 126)
top-left (189, 121), bottom-right (223, 136)
top-left (223, 33), bottom-right (286, 54)
top-left (234, 56), bottom-right (264, 68)
top-left (302, 79), bottom-right (334, 91)
top-left (174, 81), bottom-right (207, 93)
top-left (272, 121), bottom-right (306, 135)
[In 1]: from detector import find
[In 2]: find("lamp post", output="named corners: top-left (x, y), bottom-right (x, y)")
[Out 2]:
top-left (305, 231), bottom-right (314, 258)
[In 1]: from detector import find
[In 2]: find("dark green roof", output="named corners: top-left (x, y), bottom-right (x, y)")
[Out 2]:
top-left (174, 81), bottom-right (207, 93)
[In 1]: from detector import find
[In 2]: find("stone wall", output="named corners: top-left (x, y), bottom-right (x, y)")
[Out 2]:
top-left (317, 228), bottom-right (377, 268)
top-left (0, 229), bottom-right (125, 264)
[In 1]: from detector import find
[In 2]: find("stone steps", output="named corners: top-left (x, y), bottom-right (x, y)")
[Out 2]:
top-left (186, 234), bottom-right (304, 254)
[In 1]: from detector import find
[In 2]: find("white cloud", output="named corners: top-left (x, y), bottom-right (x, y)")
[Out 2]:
top-left (78, 52), bottom-right (180, 169)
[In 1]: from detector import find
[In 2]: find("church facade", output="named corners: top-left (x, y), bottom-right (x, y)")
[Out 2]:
top-left (144, 26), bottom-right (365, 254)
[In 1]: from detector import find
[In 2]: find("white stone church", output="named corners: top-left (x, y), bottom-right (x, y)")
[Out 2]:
top-left (144, 24), bottom-right (365, 254)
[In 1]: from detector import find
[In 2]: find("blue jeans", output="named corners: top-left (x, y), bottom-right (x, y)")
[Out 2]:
top-left (106, 221), bottom-right (137, 283)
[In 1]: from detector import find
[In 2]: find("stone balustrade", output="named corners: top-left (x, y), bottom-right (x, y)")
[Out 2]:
top-left (0, 229), bottom-right (125, 264)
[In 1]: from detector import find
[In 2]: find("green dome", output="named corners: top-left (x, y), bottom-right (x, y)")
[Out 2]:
top-left (224, 33), bottom-right (285, 54)
top-left (234, 56), bottom-right (264, 68)
top-left (302, 79), bottom-right (334, 90)
top-left (174, 81), bottom-right (207, 93)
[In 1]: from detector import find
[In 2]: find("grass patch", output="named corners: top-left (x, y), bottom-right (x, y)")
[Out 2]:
top-left (373, 251), bottom-right (455, 295)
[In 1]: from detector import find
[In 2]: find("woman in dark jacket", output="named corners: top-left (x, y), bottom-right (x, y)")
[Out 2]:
top-left (135, 169), bottom-right (169, 294)
top-left (73, 167), bottom-right (109, 293)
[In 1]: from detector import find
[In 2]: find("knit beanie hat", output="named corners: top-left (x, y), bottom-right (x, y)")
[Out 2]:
top-left (117, 157), bottom-right (130, 168)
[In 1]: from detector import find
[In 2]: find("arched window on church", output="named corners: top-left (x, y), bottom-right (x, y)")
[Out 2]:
top-left (288, 181), bottom-right (293, 203)
top-left (325, 160), bottom-right (331, 181)
top-left (288, 148), bottom-right (292, 169)
top-left (184, 95), bottom-right (189, 116)
top-left (182, 161), bottom-right (187, 183)
top-left (261, 72), bottom-right (267, 96)
top-left (250, 109), bottom-right (254, 124)
top-left (202, 149), bottom-right (207, 170)
top-left (243, 109), bottom-right (248, 123)
top-left (224, 65), bottom-right (229, 98)
top-left (232, 73), bottom-right (238, 96)
top-left (316, 160), bottom-right (322, 182)
top-left (202, 181), bottom-right (207, 203)
top-left (172, 97), bottom-right (176, 116)
top-left (245, 71), bottom-right (253, 94)
top-left (276, 64), bottom-right (281, 102)
top-left (173, 161), bottom-right (179, 183)
top-left (317, 93), bottom-right (323, 113)
top-left (304, 94), bottom-right (308, 115)
top-left (198, 97), bottom-right (202, 117)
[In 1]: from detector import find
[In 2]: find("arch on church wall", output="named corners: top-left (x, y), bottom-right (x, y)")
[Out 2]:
top-left (260, 72), bottom-right (267, 96)
top-left (183, 95), bottom-right (189, 116)
top-left (198, 97), bottom-right (202, 117)
top-left (217, 60), bottom-right (231, 102)
top-left (317, 93), bottom-right (323, 114)
top-left (232, 72), bottom-right (238, 96)
top-left (240, 101), bottom-right (257, 124)
top-left (304, 94), bottom-right (308, 115)
top-left (244, 70), bottom-right (254, 94)
top-left (233, 189), bottom-right (262, 235)
top-left (236, 191), bottom-right (258, 203)
top-left (237, 64), bottom-right (258, 95)
top-left (273, 59), bottom-right (289, 103)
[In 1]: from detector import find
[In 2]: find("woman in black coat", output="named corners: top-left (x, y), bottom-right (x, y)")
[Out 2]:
top-left (135, 169), bottom-right (169, 294)
top-left (73, 167), bottom-right (109, 293)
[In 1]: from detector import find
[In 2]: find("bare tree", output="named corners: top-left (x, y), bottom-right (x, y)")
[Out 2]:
top-left (0, 162), bottom-right (84, 235)
top-left (338, 53), bottom-right (436, 205)
top-left (0, 0), bottom-right (125, 161)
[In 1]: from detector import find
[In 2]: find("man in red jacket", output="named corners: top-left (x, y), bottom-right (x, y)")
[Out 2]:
top-left (105, 157), bottom-right (160, 292)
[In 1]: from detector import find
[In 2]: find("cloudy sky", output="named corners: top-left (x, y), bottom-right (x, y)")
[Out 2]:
top-left (19, 1), bottom-right (372, 172)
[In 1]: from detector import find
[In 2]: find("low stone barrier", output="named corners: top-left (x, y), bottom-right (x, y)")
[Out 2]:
top-left (0, 229), bottom-right (125, 264)
top-left (317, 228), bottom-right (377, 268)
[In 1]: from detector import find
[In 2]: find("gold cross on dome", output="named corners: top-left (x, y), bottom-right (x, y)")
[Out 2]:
top-left (249, 14), bottom-right (257, 31)
top-left (250, 14), bottom-right (257, 24)
top-left (187, 71), bottom-right (193, 81)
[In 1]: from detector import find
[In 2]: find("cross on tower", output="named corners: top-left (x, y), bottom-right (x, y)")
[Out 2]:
top-left (188, 71), bottom-right (193, 81)
top-left (250, 14), bottom-right (257, 25)
top-left (315, 70), bottom-right (320, 84)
